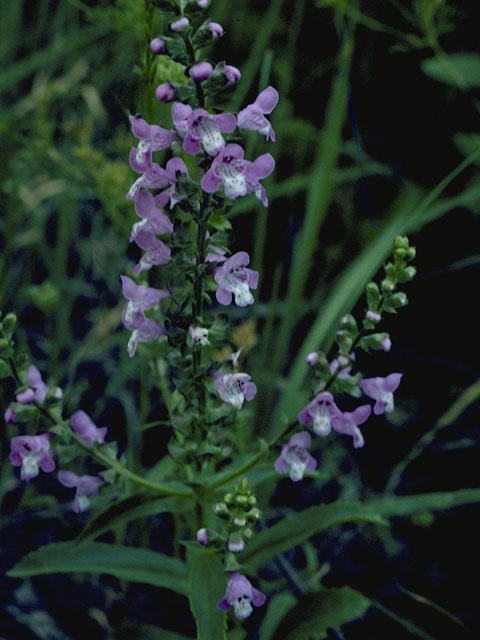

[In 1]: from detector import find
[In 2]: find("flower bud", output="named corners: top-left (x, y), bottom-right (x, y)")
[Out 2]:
top-left (394, 236), bottom-right (409, 250)
top-left (197, 0), bottom-right (208, 6)
top-left (155, 82), bottom-right (177, 102)
top-left (2, 313), bottom-right (17, 332)
top-left (227, 537), bottom-right (245, 552)
top-left (394, 247), bottom-right (406, 260)
top-left (340, 314), bottom-right (357, 333)
top-left (366, 310), bottom-right (381, 323)
top-left (403, 266), bottom-right (416, 280)
top-left (389, 292), bottom-right (408, 307)
top-left (149, 37), bottom-right (165, 54)
top-left (197, 528), bottom-right (208, 545)
top-left (306, 352), bottom-right (319, 366)
top-left (236, 494), bottom-right (248, 506)
top-left (224, 492), bottom-right (234, 504)
top-left (171, 17), bottom-right (189, 32)
top-left (207, 22), bottom-right (223, 38)
top-left (247, 507), bottom-right (260, 519)
top-left (189, 61), bottom-right (213, 82)
top-left (214, 502), bottom-right (229, 516)
top-left (381, 279), bottom-right (395, 293)
top-left (4, 406), bottom-right (15, 424)
top-left (247, 495), bottom-right (257, 506)
top-left (406, 247), bottom-right (416, 261)
top-left (366, 282), bottom-right (380, 308)
top-left (233, 516), bottom-right (247, 527)
top-left (224, 65), bottom-right (241, 84)
top-left (381, 336), bottom-right (392, 352)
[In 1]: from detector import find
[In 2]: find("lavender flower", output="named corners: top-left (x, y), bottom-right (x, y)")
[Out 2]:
top-left (197, 528), bottom-right (208, 545)
top-left (205, 243), bottom-right (227, 264)
top-left (150, 37), bottom-right (165, 54)
top-left (381, 336), bottom-right (392, 352)
top-left (329, 353), bottom-right (355, 378)
top-left (217, 572), bottom-right (266, 619)
top-left (171, 17), bottom-right (189, 32)
top-left (224, 65), bottom-right (241, 85)
top-left (15, 365), bottom-right (62, 405)
top-left (332, 405), bottom-right (371, 449)
top-left (359, 373), bottom-right (403, 415)
top-left (4, 406), bottom-right (15, 424)
top-left (172, 102), bottom-right (236, 156)
top-left (201, 143), bottom-right (274, 206)
top-left (297, 391), bottom-right (340, 436)
top-left (237, 86), bottom-right (279, 142)
top-left (214, 251), bottom-right (258, 307)
top-left (122, 306), bottom-right (166, 357)
top-left (155, 82), bottom-right (177, 103)
top-left (227, 537), bottom-right (245, 552)
top-left (274, 431), bottom-right (317, 482)
top-left (9, 434), bottom-right (55, 481)
top-left (121, 275), bottom-right (169, 323)
top-left (131, 230), bottom-right (171, 275)
top-left (130, 190), bottom-right (173, 243)
top-left (58, 470), bottom-right (103, 513)
top-left (214, 372), bottom-right (257, 410)
top-left (306, 352), bottom-right (319, 366)
top-left (207, 22), bottom-right (223, 38)
top-left (70, 410), bottom-right (107, 447)
top-left (128, 115), bottom-right (179, 173)
top-left (189, 61), bottom-right (213, 82)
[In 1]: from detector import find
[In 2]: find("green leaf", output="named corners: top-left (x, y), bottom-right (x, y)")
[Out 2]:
top-left (238, 502), bottom-right (387, 570)
top-left (367, 488), bottom-right (480, 518)
top-left (75, 493), bottom-right (193, 546)
top-left (421, 53), bottom-right (480, 90)
top-left (187, 546), bottom-right (227, 640)
top-left (113, 624), bottom-right (192, 640)
top-left (272, 587), bottom-right (370, 640)
top-left (259, 592), bottom-right (297, 640)
top-left (208, 211), bottom-right (232, 231)
top-left (7, 542), bottom-right (188, 595)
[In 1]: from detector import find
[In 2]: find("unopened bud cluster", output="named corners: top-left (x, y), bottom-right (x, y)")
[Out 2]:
top-left (214, 477), bottom-right (260, 554)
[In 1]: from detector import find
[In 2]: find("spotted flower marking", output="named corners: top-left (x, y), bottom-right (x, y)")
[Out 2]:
top-left (172, 103), bottom-right (236, 156)
top-left (214, 372), bottom-right (257, 410)
top-left (297, 391), bottom-right (341, 436)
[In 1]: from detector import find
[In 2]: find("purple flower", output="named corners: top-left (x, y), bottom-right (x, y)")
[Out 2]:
top-left (58, 470), bottom-right (103, 513)
top-left (155, 157), bottom-right (189, 210)
top-left (381, 336), bottom-right (392, 352)
top-left (131, 230), bottom-right (171, 275)
top-left (366, 310), bottom-right (381, 323)
top-left (121, 298), bottom-right (166, 357)
top-left (332, 404), bottom-right (371, 449)
top-left (128, 115), bottom-right (179, 173)
top-left (224, 65), bottom-right (241, 85)
top-left (130, 190), bottom-right (173, 244)
top-left (9, 434), bottom-right (55, 481)
top-left (150, 37), bottom-right (165, 54)
top-left (188, 326), bottom-right (210, 346)
top-left (306, 352), bottom-right (319, 366)
top-left (207, 22), bottom-right (223, 38)
top-left (171, 17), bottom-right (189, 32)
top-left (201, 144), bottom-right (274, 206)
top-left (189, 61), bottom-right (213, 82)
top-left (155, 82), bottom-right (177, 103)
top-left (15, 365), bottom-right (62, 405)
top-left (274, 431), bottom-right (317, 482)
top-left (172, 102), bottom-right (236, 156)
top-left (122, 275), bottom-right (169, 317)
top-left (329, 353), bottom-right (355, 378)
top-left (70, 410), bottom-right (107, 447)
top-left (197, 528), bottom-right (208, 545)
top-left (214, 372), bottom-right (257, 410)
top-left (4, 406), bottom-right (16, 424)
top-left (227, 538), bottom-right (245, 553)
top-left (214, 252), bottom-right (258, 307)
top-left (298, 391), bottom-right (341, 436)
top-left (359, 373), bottom-right (403, 415)
top-left (237, 86), bottom-right (279, 142)
top-left (217, 572), bottom-right (266, 619)
top-left (197, 0), bottom-right (208, 7)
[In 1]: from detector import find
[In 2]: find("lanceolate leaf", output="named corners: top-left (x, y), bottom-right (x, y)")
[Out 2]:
top-left (366, 488), bottom-right (480, 518)
top-left (187, 546), bottom-right (227, 640)
top-left (7, 542), bottom-right (188, 595)
top-left (75, 492), bottom-right (193, 546)
top-left (272, 587), bottom-right (370, 640)
top-left (238, 502), bottom-right (387, 570)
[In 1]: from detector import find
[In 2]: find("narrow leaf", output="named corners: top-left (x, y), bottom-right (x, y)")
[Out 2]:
top-left (75, 493), bottom-right (193, 546)
top-left (7, 542), bottom-right (188, 595)
top-left (367, 488), bottom-right (480, 518)
top-left (238, 502), bottom-right (387, 570)
top-left (273, 587), bottom-right (370, 640)
top-left (187, 546), bottom-right (227, 640)
top-left (421, 53), bottom-right (480, 90)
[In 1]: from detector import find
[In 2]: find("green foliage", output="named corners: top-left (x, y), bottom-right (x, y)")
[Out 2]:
top-left (7, 541), bottom-right (189, 595)
top-left (187, 546), bottom-right (227, 640)
top-left (268, 587), bottom-right (370, 640)
top-left (238, 503), bottom-right (387, 570)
